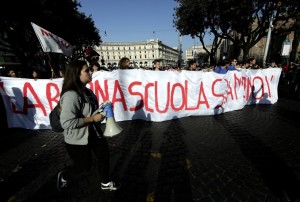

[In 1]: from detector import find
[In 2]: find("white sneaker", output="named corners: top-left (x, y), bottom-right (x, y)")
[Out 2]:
top-left (101, 181), bottom-right (121, 191)
top-left (57, 171), bottom-right (68, 191)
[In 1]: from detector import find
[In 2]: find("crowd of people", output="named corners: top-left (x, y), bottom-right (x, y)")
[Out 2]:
top-left (3, 56), bottom-right (295, 80)
top-left (2, 66), bottom-right (65, 79)
top-left (2, 56), bottom-right (300, 100)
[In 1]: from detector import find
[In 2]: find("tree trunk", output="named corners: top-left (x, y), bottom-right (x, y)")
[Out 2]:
top-left (209, 53), bottom-right (216, 66)
top-left (230, 43), bottom-right (241, 60)
top-left (242, 47), bottom-right (250, 62)
top-left (290, 30), bottom-right (300, 62)
top-left (290, 13), bottom-right (300, 62)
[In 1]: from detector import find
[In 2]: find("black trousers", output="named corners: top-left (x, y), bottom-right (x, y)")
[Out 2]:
top-left (64, 133), bottom-right (110, 184)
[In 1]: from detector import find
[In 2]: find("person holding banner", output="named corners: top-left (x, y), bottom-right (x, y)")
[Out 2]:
top-left (153, 59), bottom-right (161, 71)
top-left (187, 59), bottom-right (197, 71)
top-left (90, 61), bottom-right (101, 73)
top-left (229, 58), bottom-right (238, 69)
top-left (56, 60), bottom-right (120, 192)
top-left (213, 59), bottom-right (237, 74)
top-left (32, 69), bottom-right (40, 80)
top-left (118, 57), bottom-right (130, 69)
top-left (249, 57), bottom-right (259, 69)
top-left (7, 68), bottom-right (17, 77)
top-left (213, 59), bottom-right (230, 74)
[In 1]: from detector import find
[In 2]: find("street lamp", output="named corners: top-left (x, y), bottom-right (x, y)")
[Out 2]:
top-left (177, 32), bottom-right (182, 67)
top-left (263, 2), bottom-right (280, 67)
top-left (281, 38), bottom-right (291, 64)
top-left (281, 38), bottom-right (291, 56)
top-left (262, 12), bottom-right (275, 67)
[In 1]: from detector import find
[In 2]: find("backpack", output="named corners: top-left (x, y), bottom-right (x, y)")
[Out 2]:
top-left (49, 95), bottom-right (84, 132)
top-left (49, 103), bottom-right (64, 132)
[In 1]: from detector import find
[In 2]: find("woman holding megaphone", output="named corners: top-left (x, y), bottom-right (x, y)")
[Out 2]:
top-left (57, 60), bottom-right (121, 192)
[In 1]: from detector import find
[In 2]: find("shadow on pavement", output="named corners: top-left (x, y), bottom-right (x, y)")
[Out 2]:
top-left (214, 114), bottom-right (300, 202)
top-left (153, 117), bottom-right (193, 202)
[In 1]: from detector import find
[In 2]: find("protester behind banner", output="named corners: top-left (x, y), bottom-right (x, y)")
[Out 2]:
top-left (7, 68), bottom-right (17, 77)
top-left (187, 59), bottom-right (197, 71)
top-left (213, 59), bottom-right (230, 74)
top-left (118, 57), bottom-right (130, 69)
top-left (153, 59), bottom-right (161, 71)
top-left (90, 61), bottom-right (100, 73)
top-left (32, 69), bottom-right (40, 80)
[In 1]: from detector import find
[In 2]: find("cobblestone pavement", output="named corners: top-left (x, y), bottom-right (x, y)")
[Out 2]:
top-left (1, 88), bottom-right (300, 202)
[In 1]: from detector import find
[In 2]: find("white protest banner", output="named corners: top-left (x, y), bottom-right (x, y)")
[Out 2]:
top-left (31, 22), bottom-right (74, 57)
top-left (0, 69), bottom-right (281, 129)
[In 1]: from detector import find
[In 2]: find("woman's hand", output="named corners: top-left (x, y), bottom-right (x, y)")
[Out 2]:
top-left (92, 113), bottom-right (105, 123)
top-left (84, 112), bottom-right (106, 124)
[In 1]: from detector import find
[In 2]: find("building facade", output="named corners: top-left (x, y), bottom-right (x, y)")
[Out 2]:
top-left (185, 45), bottom-right (212, 61)
top-left (94, 39), bottom-right (179, 69)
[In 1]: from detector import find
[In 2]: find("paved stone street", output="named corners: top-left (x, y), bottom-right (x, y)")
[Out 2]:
top-left (1, 86), bottom-right (300, 202)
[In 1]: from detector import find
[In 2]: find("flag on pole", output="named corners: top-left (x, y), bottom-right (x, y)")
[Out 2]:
top-left (31, 22), bottom-right (74, 57)
top-left (84, 47), bottom-right (99, 58)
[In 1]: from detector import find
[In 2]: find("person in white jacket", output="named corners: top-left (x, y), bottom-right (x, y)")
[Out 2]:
top-left (57, 60), bottom-right (120, 192)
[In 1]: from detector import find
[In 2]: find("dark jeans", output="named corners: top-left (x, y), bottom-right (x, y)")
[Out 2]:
top-left (64, 133), bottom-right (110, 184)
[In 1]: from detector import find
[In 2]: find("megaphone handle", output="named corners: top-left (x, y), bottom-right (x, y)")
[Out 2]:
top-left (100, 111), bottom-right (106, 119)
